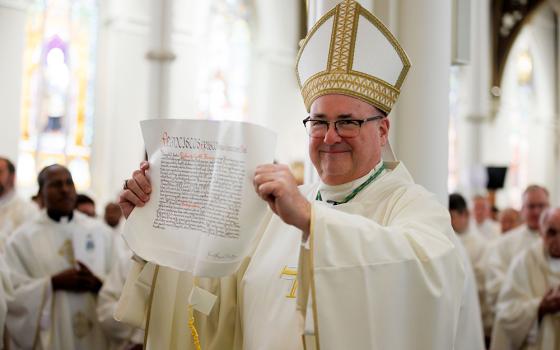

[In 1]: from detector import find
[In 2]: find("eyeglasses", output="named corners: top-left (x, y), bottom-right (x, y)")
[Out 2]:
top-left (302, 115), bottom-right (385, 138)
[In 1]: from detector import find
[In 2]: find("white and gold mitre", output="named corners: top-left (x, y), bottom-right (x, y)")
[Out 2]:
top-left (296, 0), bottom-right (411, 114)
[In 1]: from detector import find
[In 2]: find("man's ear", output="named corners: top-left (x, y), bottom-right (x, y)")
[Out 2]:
top-left (379, 118), bottom-right (390, 146)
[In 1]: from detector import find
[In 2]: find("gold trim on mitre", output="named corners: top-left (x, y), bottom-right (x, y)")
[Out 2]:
top-left (296, 0), bottom-right (411, 114)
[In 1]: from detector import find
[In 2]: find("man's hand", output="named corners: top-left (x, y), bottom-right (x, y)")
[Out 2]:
top-left (51, 261), bottom-right (103, 294)
top-left (538, 287), bottom-right (560, 322)
top-left (119, 161), bottom-right (152, 219)
top-left (254, 164), bottom-right (311, 238)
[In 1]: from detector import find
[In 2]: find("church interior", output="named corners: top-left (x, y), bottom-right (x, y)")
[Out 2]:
top-left (0, 0), bottom-right (560, 349)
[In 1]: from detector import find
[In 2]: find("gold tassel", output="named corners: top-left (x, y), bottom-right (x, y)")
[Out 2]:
top-left (188, 277), bottom-right (202, 350)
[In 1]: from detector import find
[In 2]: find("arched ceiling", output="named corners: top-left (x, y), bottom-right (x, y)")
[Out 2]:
top-left (491, 0), bottom-right (547, 91)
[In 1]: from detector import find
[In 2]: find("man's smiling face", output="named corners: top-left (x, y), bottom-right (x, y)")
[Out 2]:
top-left (309, 94), bottom-right (389, 185)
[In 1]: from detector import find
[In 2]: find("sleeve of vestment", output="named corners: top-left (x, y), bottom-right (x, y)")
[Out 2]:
top-left (4, 237), bottom-right (53, 349)
top-left (97, 255), bottom-right (143, 344)
top-left (298, 188), bottom-right (466, 350)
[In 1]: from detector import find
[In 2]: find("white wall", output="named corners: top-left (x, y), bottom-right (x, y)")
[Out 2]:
top-left (0, 0), bottom-right (27, 163)
top-left (90, 0), bottom-right (152, 205)
top-left (449, 0), bottom-right (492, 197)
top-left (250, 0), bottom-right (307, 164)
top-left (481, 6), bottom-right (557, 207)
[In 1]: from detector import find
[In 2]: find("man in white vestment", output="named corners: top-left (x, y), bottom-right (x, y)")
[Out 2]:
top-left (104, 202), bottom-right (131, 260)
top-left (0, 254), bottom-right (13, 350)
top-left (500, 208), bottom-right (522, 234)
top-left (98, 254), bottom-right (143, 350)
top-left (485, 185), bottom-right (550, 339)
top-left (450, 193), bottom-right (491, 338)
top-left (0, 157), bottom-right (38, 250)
top-left (116, 1), bottom-right (482, 349)
top-left (473, 195), bottom-right (501, 241)
top-left (4, 164), bottom-right (115, 349)
top-left (491, 208), bottom-right (560, 350)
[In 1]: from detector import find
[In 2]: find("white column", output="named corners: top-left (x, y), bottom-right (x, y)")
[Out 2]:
top-left (146, 0), bottom-right (175, 119)
top-left (251, 0), bottom-right (306, 166)
top-left (395, 0), bottom-right (452, 204)
top-left (90, 0), bottom-right (152, 204)
top-left (0, 0), bottom-right (28, 162)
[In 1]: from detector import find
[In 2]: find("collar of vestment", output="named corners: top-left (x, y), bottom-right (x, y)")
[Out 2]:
top-left (548, 254), bottom-right (560, 273)
top-left (316, 160), bottom-right (386, 205)
top-left (47, 209), bottom-right (74, 223)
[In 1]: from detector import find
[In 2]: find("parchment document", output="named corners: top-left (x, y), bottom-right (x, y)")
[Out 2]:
top-left (123, 119), bottom-right (276, 277)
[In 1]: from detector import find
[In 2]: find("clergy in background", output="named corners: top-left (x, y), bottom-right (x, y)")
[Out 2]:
top-left (450, 193), bottom-right (492, 339)
top-left (473, 194), bottom-right (501, 241)
top-left (485, 185), bottom-right (550, 336)
top-left (104, 202), bottom-right (131, 261)
top-left (0, 157), bottom-right (38, 250)
top-left (491, 208), bottom-right (560, 350)
top-left (4, 164), bottom-right (115, 349)
top-left (97, 254), bottom-right (143, 350)
top-left (500, 208), bottom-right (522, 234)
top-left (117, 1), bottom-right (482, 349)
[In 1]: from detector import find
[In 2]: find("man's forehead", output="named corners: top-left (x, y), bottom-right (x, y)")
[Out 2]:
top-left (45, 166), bottom-right (72, 180)
top-left (524, 189), bottom-right (549, 202)
top-left (310, 112), bottom-right (356, 120)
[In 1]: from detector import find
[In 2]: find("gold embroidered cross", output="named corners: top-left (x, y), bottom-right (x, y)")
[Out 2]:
top-left (280, 266), bottom-right (298, 299)
top-left (58, 239), bottom-right (75, 265)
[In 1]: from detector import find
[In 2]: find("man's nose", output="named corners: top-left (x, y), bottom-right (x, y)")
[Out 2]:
top-left (61, 183), bottom-right (74, 193)
top-left (323, 124), bottom-right (342, 144)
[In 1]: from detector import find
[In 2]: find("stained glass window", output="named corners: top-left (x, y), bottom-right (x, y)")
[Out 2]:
top-left (18, 0), bottom-right (98, 193)
top-left (195, 0), bottom-right (252, 122)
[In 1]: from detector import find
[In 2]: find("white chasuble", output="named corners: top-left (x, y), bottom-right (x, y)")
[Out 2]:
top-left (485, 225), bottom-right (541, 325)
top-left (117, 162), bottom-right (477, 350)
top-left (459, 228), bottom-right (493, 335)
top-left (0, 191), bottom-right (39, 250)
top-left (476, 219), bottom-right (501, 242)
top-left (97, 254), bottom-right (144, 350)
top-left (298, 162), bottom-right (483, 350)
top-left (4, 211), bottom-right (114, 350)
top-left (117, 208), bottom-right (305, 350)
top-left (491, 240), bottom-right (560, 350)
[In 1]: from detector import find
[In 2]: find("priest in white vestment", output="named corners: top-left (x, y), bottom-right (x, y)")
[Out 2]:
top-left (0, 157), bottom-right (38, 250)
top-left (104, 202), bottom-right (132, 260)
top-left (491, 208), bottom-right (560, 350)
top-left (116, 1), bottom-right (482, 349)
top-left (473, 195), bottom-right (501, 241)
top-left (450, 193), bottom-right (491, 337)
top-left (500, 208), bottom-right (522, 234)
top-left (485, 186), bottom-right (550, 338)
top-left (0, 254), bottom-right (14, 350)
top-left (4, 165), bottom-right (115, 349)
top-left (98, 254), bottom-right (143, 350)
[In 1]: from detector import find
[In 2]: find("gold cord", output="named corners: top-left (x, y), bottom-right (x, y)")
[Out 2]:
top-left (188, 277), bottom-right (202, 350)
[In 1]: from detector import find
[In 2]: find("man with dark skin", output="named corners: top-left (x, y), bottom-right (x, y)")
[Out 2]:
top-left (5, 164), bottom-right (113, 349)
top-left (41, 166), bottom-right (102, 292)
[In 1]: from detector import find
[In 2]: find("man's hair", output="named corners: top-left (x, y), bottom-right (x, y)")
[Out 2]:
top-left (523, 184), bottom-right (549, 198)
top-left (0, 157), bottom-right (15, 175)
top-left (449, 193), bottom-right (468, 213)
top-left (37, 164), bottom-right (71, 193)
top-left (76, 194), bottom-right (95, 206)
